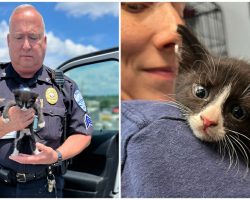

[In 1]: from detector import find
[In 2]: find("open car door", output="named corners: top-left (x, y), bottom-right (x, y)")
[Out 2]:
top-left (57, 47), bottom-right (119, 198)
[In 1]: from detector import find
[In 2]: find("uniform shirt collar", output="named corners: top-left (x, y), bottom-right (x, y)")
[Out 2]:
top-left (37, 65), bottom-right (53, 85)
top-left (1, 63), bottom-right (52, 86)
top-left (1, 63), bottom-right (16, 78)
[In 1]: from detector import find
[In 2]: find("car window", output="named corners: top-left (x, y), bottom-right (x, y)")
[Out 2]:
top-left (64, 61), bottom-right (119, 131)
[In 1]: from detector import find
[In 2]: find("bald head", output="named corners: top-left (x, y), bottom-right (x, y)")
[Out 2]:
top-left (7, 4), bottom-right (47, 78)
top-left (9, 4), bottom-right (45, 34)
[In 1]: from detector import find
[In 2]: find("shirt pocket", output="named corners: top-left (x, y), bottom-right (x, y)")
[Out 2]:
top-left (36, 106), bottom-right (66, 146)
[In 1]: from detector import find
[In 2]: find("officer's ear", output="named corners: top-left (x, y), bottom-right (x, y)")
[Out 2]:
top-left (44, 35), bottom-right (47, 44)
top-left (43, 35), bottom-right (47, 49)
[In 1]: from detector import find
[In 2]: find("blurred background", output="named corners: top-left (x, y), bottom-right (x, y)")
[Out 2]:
top-left (184, 2), bottom-right (250, 61)
top-left (0, 2), bottom-right (119, 68)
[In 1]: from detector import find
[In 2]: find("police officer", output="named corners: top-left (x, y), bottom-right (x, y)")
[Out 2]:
top-left (0, 4), bottom-right (93, 197)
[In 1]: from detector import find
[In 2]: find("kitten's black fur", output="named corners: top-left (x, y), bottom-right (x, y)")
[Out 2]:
top-left (176, 25), bottom-right (250, 165)
top-left (2, 88), bottom-right (45, 155)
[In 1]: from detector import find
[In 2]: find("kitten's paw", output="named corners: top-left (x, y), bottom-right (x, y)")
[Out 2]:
top-left (11, 149), bottom-right (19, 156)
top-left (33, 148), bottom-right (40, 155)
top-left (38, 121), bottom-right (45, 128)
top-left (1, 116), bottom-right (9, 124)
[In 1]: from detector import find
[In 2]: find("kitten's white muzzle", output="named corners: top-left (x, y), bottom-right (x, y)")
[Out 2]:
top-left (21, 107), bottom-right (27, 111)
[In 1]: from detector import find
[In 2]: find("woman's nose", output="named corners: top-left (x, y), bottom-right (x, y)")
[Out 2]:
top-left (152, 5), bottom-right (184, 50)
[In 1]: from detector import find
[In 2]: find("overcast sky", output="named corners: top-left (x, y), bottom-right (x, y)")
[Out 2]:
top-left (0, 2), bottom-right (119, 68)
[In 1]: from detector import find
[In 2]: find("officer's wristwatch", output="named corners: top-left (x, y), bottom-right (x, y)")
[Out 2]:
top-left (53, 150), bottom-right (63, 166)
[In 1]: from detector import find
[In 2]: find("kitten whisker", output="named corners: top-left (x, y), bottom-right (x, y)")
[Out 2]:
top-left (226, 128), bottom-right (250, 143)
top-left (231, 134), bottom-right (250, 161)
top-left (223, 136), bottom-right (234, 171)
top-left (230, 67), bottom-right (241, 88)
top-left (226, 129), bottom-right (250, 160)
top-left (228, 134), bottom-right (248, 162)
top-left (225, 135), bottom-right (239, 170)
top-left (227, 135), bottom-right (243, 176)
top-left (208, 54), bottom-right (217, 78)
top-left (158, 94), bottom-right (193, 115)
top-left (216, 55), bottom-right (222, 81)
top-left (220, 138), bottom-right (227, 163)
top-left (218, 139), bottom-right (223, 157)
top-left (221, 63), bottom-right (233, 87)
top-left (149, 96), bottom-right (193, 119)
top-left (228, 134), bottom-right (249, 177)
top-left (241, 83), bottom-right (250, 98)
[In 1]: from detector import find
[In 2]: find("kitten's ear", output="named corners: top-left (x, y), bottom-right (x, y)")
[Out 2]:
top-left (13, 89), bottom-right (19, 95)
top-left (32, 92), bottom-right (39, 99)
top-left (177, 25), bottom-right (209, 55)
top-left (13, 90), bottom-right (20, 98)
top-left (177, 25), bottom-right (210, 69)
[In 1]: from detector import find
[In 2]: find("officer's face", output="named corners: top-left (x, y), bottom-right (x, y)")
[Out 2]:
top-left (121, 2), bottom-right (185, 101)
top-left (7, 8), bottom-right (47, 78)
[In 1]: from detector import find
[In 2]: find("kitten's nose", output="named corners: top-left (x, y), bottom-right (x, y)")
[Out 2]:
top-left (200, 115), bottom-right (218, 131)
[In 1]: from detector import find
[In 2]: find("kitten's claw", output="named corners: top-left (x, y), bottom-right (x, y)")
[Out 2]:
top-left (38, 121), bottom-right (45, 128)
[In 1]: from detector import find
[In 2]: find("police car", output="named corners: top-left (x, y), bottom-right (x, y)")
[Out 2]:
top-left (57, 47), bottom-right (119, 198)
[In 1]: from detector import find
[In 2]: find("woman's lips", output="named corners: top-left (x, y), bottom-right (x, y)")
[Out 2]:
top-left (142, 67), bottom-right (177, 79)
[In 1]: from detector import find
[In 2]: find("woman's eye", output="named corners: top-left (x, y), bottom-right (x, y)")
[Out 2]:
top-left (192, 84), bottom-right (209, 99)
top-left (231, 105), bottom-right (247, 120)
top-left (121, 3), bottom-right (149, 13)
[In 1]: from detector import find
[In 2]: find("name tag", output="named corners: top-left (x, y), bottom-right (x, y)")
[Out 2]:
top-left (1, 131), bottom-right (17, 139)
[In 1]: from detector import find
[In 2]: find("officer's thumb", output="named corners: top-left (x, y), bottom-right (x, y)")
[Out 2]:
top-left (36, 142), bottom-right (46, 151)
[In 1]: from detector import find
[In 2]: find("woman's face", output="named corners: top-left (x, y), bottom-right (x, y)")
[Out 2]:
top-left (121, 2), bottom-right (185, 101)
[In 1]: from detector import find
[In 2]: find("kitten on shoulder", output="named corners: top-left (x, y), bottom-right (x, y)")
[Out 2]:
top-left (176, 25), bottom-right (250, 167)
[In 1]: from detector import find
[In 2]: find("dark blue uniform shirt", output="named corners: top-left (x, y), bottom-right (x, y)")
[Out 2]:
top-left (121, 100), bottom-right (250, 198)
top-left (0, 63), bottom-right (93, 174)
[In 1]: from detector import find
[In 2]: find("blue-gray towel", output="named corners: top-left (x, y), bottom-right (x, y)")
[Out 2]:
top-left (121, 100), bottom-right (250, 198)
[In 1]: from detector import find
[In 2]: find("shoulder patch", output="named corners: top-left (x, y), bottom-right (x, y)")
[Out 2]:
top-left (84, 114), bottom-right (93, 129)
top-left (74, 89), bottom-right (87, 111)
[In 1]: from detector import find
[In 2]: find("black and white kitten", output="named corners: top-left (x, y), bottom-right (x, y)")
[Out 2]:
top-left (2, 88), bottom-right (45, 155)
top-left (175, 25), bottom-right (250, 164)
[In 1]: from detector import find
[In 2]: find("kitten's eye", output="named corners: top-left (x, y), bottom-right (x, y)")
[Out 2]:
top-left (231, 105), bottom-right (247, 120)
top-left (192, 84), bottom-right (209, 99)
top-left (121, 3), bottom-right (150, 13)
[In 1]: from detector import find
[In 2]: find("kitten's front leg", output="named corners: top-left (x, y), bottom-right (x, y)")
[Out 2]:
top-left (2, 101), bottom-right (16, 123)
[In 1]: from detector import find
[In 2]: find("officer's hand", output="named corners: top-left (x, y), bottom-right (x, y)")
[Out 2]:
top-left (9, 143), bottom-right (58, 165)
top-left (8, 106), bottom-right (35, 131)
